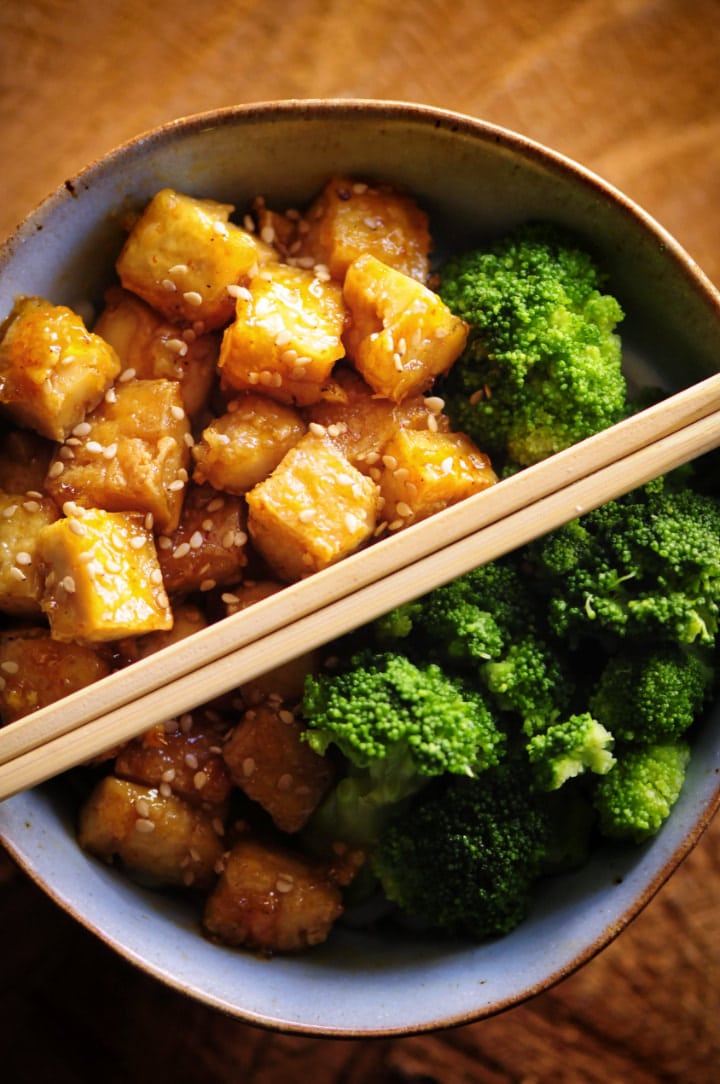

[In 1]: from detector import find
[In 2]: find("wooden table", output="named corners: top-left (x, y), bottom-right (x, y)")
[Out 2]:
top-left (2, 1), bottom-right (720, 1080)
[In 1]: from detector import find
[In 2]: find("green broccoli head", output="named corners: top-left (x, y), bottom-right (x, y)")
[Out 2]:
top-left (589, 644), bottom-right (715, 744)
top-left (438, 222), bottom-right (626, 468)
top-left (301, 650), bottom-right (505, 846)
top-left (532, 477), bottom-right (720, 647)
top-left (481, 634), bottom-right (571, 732)
top-left (372, 763), bottom-right (552, 939)
top-left (592, 741), bottom-right (691, 843)
top-left (525, 712), bottom-right (616, 791)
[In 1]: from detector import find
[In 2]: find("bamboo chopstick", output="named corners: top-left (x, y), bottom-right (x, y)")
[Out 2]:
top-left (1, 372), bottom-right (720, 800)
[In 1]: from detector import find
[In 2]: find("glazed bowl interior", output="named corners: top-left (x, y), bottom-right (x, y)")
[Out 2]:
top-left (2, 100), bottom-right (720, 1036)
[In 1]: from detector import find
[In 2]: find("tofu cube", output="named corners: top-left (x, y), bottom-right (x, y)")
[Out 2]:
top-left (78, 775), bottom-right (223, 890)
top-left (0, 628), bottom-right (112, 723)
top-left (376, 429), bottom-right (497, 530)
top-left (93, 286), bottom-right (218, 421)
top-left (218, 264), bottom-right (346, 406)
top-left (155, 483), bottom-right (248, 595)
top-left (297, 175), bottom-right (431, 282)
top-left (116, 599), bottom-right (207, 666)
top-left (115, 713), bottom-right (233, 811)
top-left (0, 491), bottom-right (60, 615)
top-left (223, 702), bottom-right (335, 833)
top-left (37, 507), bottom-right (173, 643)
top-left (0, 296), bottom-right (121, 440)
top-left (246, 434), bottom-right (378, 581)
top-left (305, 364), bottom-right (451, 472)
top-left (343, 254), bottom-right (468, 401)
top-left (192, 393), bottom-right (306, 494)
top-left (44, 378), bottom-right (191, 533)
top-left (116, 188), bottom-right (263, 330)
top-left (203, 835), bottom-right (344, 952)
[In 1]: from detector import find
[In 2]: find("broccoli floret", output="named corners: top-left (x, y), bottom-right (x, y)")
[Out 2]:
top-left (372, 764), bottom-right (551, 938)
top-left (589, 645), bottom-right (715, 743)
top-left (301, 650), bottom-right (504, 845)
top-left (592, 741), bottom-right (691, 843)
top-left (525, 712), bottom-right (616, 791)
top-left (532, 476), bottom-right (720, 647)
top-left (438, 222), bottom-right (626, 469)
top-left (481, 634), bottom-right (570, 733)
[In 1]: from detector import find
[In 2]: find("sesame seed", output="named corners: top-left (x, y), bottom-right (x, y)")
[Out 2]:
top-left (425, 395), bottom-right (445, 413)
top-left (85, 440), bottom-right (104, 454)
top-left (396, 501), bottom-right (413, 518)
top-left (168, 479), bottom-right (186, 492)
top-left (168, 263), bottom-right (189, 275)
top-left (9, 566), bottom-right (26, 582)
top-left (221, 592), bottom-right (239, 604)
top-left (105, 387), bottom-right (117, 404)
top-left (69, 519), bottom-right (87, 536)
top-left (14, 551), bottom-right (32, 566)
top-left (60, 575), bottom-right (76, 593)
top-left (161, 768), bottom-right (176, 782)
top-left (207, 497), bottom-right (224, 512)
top-left (159, 782), bottom-right (172, 798)
top-left (183, 291), bottom-right (203, 307)
top-left (135, 818), bottom-right (155, 834)
top-left (161, 278), bottom-right (177, 292)
top-left (345, 512), bottom-right (360, 532)
top-left (242, 757), bottom-right (256, 778)
top-left (73, 421), bottom-right (92, 436)
top-left (308, 422), bottom-right (326, 437)
top-left (382, 454), bottom-right (398, 470)
top-left (166, 338), bottom-right (188, 355)
top-left (1, 505), bottom-right (17, 519)
top-left (171, 405), bottom-right (186, 421)
top-left (1, 660), bottom-right (19, 675)
top-left (134, 797), bottom-right (151, 818)
top-left (173, 542), bottom-right (191, 559)
top-left (298, 508), bottom-right (316, 523)
top-left (184, 753), bottom-right (199, 770)
top-left (193, 771), bottom-right (208, 790)
top-left (278, 709), bottom-right (295, 725)
top-left (275, 876), bottom-right (295, 894)
top-left (119, 367), bottom-right (136, 383)
top-left (129, 535), bottom-right (146, 550)
top-left (23, 500), bottom-right (41, 513)
top-left (47, 460), bottom-right (64, 478)
top-left (200, 578), bottom-right (216, 592)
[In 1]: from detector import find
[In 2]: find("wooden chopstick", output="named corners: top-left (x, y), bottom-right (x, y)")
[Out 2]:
top-left (1, 372), bottom-right (719, 800)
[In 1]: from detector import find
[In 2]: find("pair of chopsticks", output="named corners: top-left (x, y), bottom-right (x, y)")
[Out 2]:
top-left (1, 371), bottom-right (720, 801)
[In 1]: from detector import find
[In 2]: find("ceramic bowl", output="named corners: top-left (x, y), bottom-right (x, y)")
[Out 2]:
top-left (1, 100), bottom-right (720, 1036)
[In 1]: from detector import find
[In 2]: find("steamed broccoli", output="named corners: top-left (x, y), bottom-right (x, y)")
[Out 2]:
top-left (525, 712), bottom-right (616, 791)
top-left (376, 558), bottom-right (571, 732)
top-left (592, 741), bottom-right (691, 843)
top-left (371, 764), bottom-right (552, 938)
top-left (531, 476), bottom-right (720, 647)
top-left (301, 650), bottom-right (504, 845)
top-left (438, 222), bottom-right (626, 469)
top-left (589, 645), bottom-right (715, 744)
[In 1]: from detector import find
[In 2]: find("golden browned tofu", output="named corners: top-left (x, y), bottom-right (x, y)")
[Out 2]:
top-left (297, 176), bottom-right (431, 282)
top-left (78, 775), bottom-right (223, 890)
top-left (305, 364), bottom-right (451, 472)
top-left (217, 264), bottom-right (346, 406)
top-left (246, 433), bottom-right (378, 581)
top-left (0, 427), bottom-right (54, 493)
top-left (156, 483), bottom-right (248, 596)
top-left (116, 189), bottom-right (263, 330)
top-left (223, 702), bottom-right (335, 833)
top-left (0, 627), bottom-right (111, 724)
top-left (44, 378), bottom-right (191, 534)
top-left (115, 713), bottom-right (233, 811)
top-left (116, 600), bottom-right (208, 665)
top-left (343, 254), bottom-right (468, 401)
top-left (0, 296), bottom-right (121, 440)
top-left (203, 835), bottom-right (344, 952)
top-left (94, 286), bottom-right (218, 420)
top-left (37, 507), bottom-right (173, 643)
top-left (192, 393), bottom-right (306, 494)
top-left (376, 428), bottom-right (497, 530)
top-left (0, 491), bottom-right (60, 615)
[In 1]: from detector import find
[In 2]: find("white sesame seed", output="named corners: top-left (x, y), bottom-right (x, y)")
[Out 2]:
top-left (183, 290), bottom-right (203, 307)
top-left (396, 501), bottom-right (414, 518)
top-left (135, 818), bottom-right (155, 834)
top-left (23, 500), bottom-right (41, 513)
top-left (1, 660), bottom-right (19, 675)
top-left (69, 518), bottom-right (87, 536)
top-left (2, 504), bottom-right (17, 519)
top-left (171, 405), bottom-right (186, 421)
top-left (309, 422), bottom-right (326, 437)
top-left (189, 531), bottom-right (204, 550)
top-left (168, 479), bottom-right (186, 492)
top-left (14, 551), bottom-right (32, 566)
top-left (298, 508), bottom-right (316, 523)
top-left (60, 575), bottom-right (76, 593)
top-left (47, 460), bottom-right (65, 478)
top-left (242, 757), bottom-right (256, 778)
top-left (168, 263), bottom-right (189, 275)
top-left (173, 542), bottom-right (191, 560)
top-left (85, 440), bottom-right (103, 454)
top-left (134, 797), bottom-right (151, 818)
top-left (150, 568), bottom-right (164, 585)
top-left (193, 771), bottom-right (208, 790)
top-left (9, 566), bottom-right (26, 582)
top-left (161, 278), bottom-right (177, 292)
top-left (119, 367), bottom-right (136, 383)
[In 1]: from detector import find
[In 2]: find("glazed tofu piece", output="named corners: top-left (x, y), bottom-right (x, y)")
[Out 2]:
top-left (115, 713), bottom-right (233, 811)
top-left (245, 433), bottom-right (378, 581)
top-left (0, 628), bottom-right (111, 724)
top-left (376, 428), bottom-right (497, 530)
top-left (0, 428), bottom-right (54, 493)
top-left (192, 393), bottom-right (306, 494)
top-left (0, 296), bottom-right (121, 440)
top-left (203, 835), bottom-right (344, 952)
top-left (116, 188), bottom-right (263, 330)
top-left (305, 364), bottom-right (450, 472)
top-left (78, 775), bottom-right (223, 890)
top-left (297, 176), bottom-right (431, 283)
top-left (37, 507), bottom-right (173, 643)
top-left (0, 491), bottom-right (60, 615)
top-left (217, 264), bottom-right (346, 406)
top-left (343, 253), bottom-right (468, 401)
top-left (155, 483), bottom-right (248, 596)
top-left (44, 378), bottom-right (191, 534)
top-left (116, 600), bottom-right (208, 665)
top-left (223, 702), bottom-right (335, 833)
top-left (94, 286), bottom-right (218, 420)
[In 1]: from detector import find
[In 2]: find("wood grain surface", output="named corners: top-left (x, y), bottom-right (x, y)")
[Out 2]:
top-left (2, 1), bottom-right (720, 1080)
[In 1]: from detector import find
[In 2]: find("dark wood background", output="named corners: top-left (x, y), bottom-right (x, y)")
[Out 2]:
top-left (2, 2), bottom-right (720, 1080)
